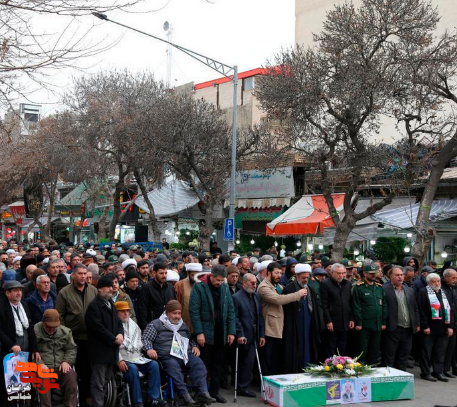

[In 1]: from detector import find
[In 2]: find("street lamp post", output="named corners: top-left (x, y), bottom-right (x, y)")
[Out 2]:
top-left (92, 13), bottom-right (238, 250)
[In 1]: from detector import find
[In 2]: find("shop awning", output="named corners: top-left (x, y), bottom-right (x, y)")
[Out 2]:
top-left (135, 180), bottom-right (200, 217)
top-left (371, 199), bottom-right (457, 229)
top-left (322, 197), bottom-right (415, 244)
top-left (266, 194), bottom-right (345, 236)
top-left (224, 198), bottom-right (291, 209)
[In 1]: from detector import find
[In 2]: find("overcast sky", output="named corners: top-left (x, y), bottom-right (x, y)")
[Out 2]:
top-left (23, 0), bottom-right (295, 115)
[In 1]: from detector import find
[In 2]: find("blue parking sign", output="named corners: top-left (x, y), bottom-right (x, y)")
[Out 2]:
top-left (224, 218), bottom-right (234, 241)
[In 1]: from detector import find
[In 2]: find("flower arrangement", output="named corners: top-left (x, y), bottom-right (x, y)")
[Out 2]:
top-left (303, 354), bottom-right (373, 378)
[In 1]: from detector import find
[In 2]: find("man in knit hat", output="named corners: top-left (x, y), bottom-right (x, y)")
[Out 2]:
top-left (116, 301), bottom-right (165, 407)
top-left (142, 300), bottom-right (215, 406)
top-left (85, 275), bottom-right (124, 407)
top-left (123, 268), bottom-right (142, 317)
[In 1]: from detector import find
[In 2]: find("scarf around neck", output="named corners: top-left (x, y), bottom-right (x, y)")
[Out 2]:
top-left (159, 312), bottom-right (189, 364)
top-left (122, 318), bottom-right (141, 354)
top-left (426, 285), bottom-right (451, 324)
top-left (11, 302), bottom-right (29, 337)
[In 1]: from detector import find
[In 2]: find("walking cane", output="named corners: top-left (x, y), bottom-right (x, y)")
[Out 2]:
top-left (234, 343), bottom-right (239, 403)
top-left (255, 341), bottom-right (268, 404)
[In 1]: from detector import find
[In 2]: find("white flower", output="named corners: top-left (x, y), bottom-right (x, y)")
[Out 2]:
top-left (345, 369), bottom-right (356, 375)
top-left (345, 359), bottom-right (354, 364)
top-left (313, 366), bottom-right (325, 371)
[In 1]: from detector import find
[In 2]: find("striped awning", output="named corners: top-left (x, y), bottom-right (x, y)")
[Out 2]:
top-left (371, 199), bottom-right (457, 229)
top-left (266, 194), bottom-right (345, 236)
top-left (224, 198), bottom-right (291, 209)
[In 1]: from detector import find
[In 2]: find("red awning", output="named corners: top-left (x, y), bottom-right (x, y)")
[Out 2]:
top-left (266, 194), bottom-right (345, 236)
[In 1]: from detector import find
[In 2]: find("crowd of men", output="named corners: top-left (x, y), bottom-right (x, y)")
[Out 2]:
top-left (0, 240), bottom-right (456, 407)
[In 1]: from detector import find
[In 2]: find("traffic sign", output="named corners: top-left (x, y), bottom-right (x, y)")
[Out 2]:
top-left (224, 218), bottom-right (234, 241)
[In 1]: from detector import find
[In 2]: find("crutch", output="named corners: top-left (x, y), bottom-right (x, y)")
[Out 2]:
top-left (255, 341), bottom-right (267, 404)
top-left (234, 344), bottom-right (239, 403)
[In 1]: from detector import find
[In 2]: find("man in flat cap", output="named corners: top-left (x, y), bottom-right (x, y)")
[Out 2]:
top-left (85, 276), bottom-right (124, 407)
top-left (115, 301), bottom-right (165, 407)
top-left (143, 300), bottom-right (215, 406)
top-left (0, 280), bottom-right (40, 402)
top-left (35, 309), bottom-right (78, 407)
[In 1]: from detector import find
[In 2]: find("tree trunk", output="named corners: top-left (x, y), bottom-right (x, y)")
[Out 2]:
top-left (97, 206), bottom-right (109, 241)
top-left (44, 195), bottom-right (55, 242)
top-left (109, 182), bottom-right (123, 241)
top-left (331, 223), bottom-right (352, 262)
top-left (134, 170), bottom-right (160, 241)
top-left (412, 138), bottom-right (457, 267)
top-left (198, 204), bottom-right (214, 252)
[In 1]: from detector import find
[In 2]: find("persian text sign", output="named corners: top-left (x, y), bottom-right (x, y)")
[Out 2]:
top-left (235, 167), bottom-right (294, 199)
top-left (4, 353), bottom-right (60, 401)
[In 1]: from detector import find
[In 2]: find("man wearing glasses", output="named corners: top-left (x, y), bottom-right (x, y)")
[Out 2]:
top-left (232, 273), bottom-right (265, 398)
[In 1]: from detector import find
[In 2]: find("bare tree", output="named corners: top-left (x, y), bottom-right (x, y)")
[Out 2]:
top-left (66, 70), bottom-right (168, 241)
top-left (0, 0), bottom-right (155, 127)
top-left (255, 0), bottom-right (439, 261)
top-left (391, 30), bottom-right (457, 265)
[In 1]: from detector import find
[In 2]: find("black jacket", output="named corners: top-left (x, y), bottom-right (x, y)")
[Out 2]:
top-left (123, 285), bottom-right (141, 318)
top-left (0, 296), bottom-right (38, 357)
top-left (228, 282), bottom-right (242, 296)
top-left (137, 280), bottom-right (176, 330)
top-left (232, 289), bottom-right (265, 345)
top-left (85, 296), bottom-right (124, 364)
top-left (382, 282), bottom-right (420, 332)
top-left (417, 287), bottom-right (453, 334)
top-left (441, 279), bottom-right (457, 329)
top-left (282, 281), bottom-right (325, 372)
top-left (320, 277), bottom-right (354, 331)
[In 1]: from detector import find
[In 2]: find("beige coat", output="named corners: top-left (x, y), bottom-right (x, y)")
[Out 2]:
top-left (175, 277), bottom-right (193, 331)
top-left (257, 278), bottom-right (302, 338)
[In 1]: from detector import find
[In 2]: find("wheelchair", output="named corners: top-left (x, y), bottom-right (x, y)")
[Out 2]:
top-left (33, 366), bottom-right (80, 407)
top-left (108, 365), bottom-right (159, 407)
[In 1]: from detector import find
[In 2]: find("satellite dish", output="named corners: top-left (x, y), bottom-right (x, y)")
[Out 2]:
top-left (163, 21), bottom-right (170, 32)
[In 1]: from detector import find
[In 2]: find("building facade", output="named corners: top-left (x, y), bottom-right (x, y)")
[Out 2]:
top-left (296, 0), bottom-right (457, 48)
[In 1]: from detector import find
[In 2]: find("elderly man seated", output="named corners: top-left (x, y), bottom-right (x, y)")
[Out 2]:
top-left (115, 301), bottom-right (166, 407)
top-left (34, 309), bottom-right (78, 407)
top-left (142, 300), bottom-right (215, 406)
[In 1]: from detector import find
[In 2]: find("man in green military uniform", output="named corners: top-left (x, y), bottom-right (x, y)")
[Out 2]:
top-left (352, 264), bottom-right (387, 365)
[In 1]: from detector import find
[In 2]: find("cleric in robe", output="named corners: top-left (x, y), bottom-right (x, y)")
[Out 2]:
top-left (282, 263), bottom-right (325, 373)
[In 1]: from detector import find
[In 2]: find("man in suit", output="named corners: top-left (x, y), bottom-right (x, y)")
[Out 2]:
top-left (320, 263), bottom-right (354, 358)
top-left (232, 273), bottom-right (265, 398)
top-left (85, 276), bottom-right (124, 407)
top-left (0, 280), bottom-right (40, 402)
top-left (382, 266), bottom-right (420, 371)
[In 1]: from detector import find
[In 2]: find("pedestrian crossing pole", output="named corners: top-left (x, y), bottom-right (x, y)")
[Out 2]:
top-left (92, 12), bottom-right (239, 251)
